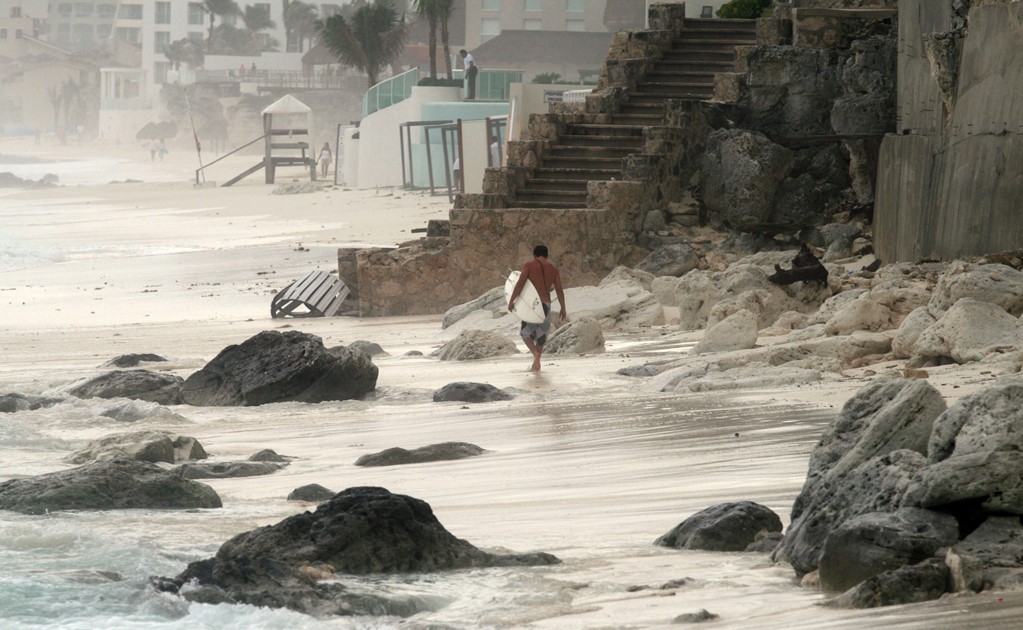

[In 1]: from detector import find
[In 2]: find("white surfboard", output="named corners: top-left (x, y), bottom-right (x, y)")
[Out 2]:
top-left (504, 271), bottom-right (557, 324)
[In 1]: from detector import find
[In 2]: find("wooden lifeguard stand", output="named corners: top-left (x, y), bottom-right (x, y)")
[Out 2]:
top-left (261, 95), bottom-right (316, 184)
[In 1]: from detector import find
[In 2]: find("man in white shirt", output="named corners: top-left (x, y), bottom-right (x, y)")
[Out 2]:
top-left (460, 49), bottom-right (478, 100)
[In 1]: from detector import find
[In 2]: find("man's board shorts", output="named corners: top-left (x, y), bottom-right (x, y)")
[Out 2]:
top-left (520, 303), bottom-right (551, 346)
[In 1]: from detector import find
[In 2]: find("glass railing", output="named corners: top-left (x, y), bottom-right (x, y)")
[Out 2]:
top-left (472, 69), bottom-right (523, 101)
top-left (363, 67), bottom-right (419, 116)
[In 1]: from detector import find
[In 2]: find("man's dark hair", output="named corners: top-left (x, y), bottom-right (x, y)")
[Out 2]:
top-left (533, 245), bottom-right (549, 257)
top-left (459, 49), bottom-right (467, 55)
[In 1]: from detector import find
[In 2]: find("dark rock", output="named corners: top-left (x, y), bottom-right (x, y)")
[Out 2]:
top-left (768, 244), bottom-right (829, 286)
top-left (347, 340), bottom-right (387, 356)
top-left (738, 46), bottom-right (842, 137)
top-left (672, 609), bottom-right (719, 624)
top-left (0, 393), bottom-right (62, 413)
top-left (103, 353), bottom-right (168, 368)
top-left (0, 459), bottom-right (221, 514)
top-left (656, 501), bottom-right (782, 552)
top-left (287, 484), bottom-right (335, 502)
top-left (434, 330), bottom-right (518, 361)
top-left (152, 487), bottom-right (559, 616)
top-left (953, 516), bottom-right (1023, 570)
top-left (636, 243), bottom-right (700, 277)
top-left (177, 461), bottom-right (288, 479)
top-left (355, 442), bottom-right (486, 467)
top-left (432, 382), bottom-right (512, 403)
top-left (248, 449), bottom-right (291, 462)
top-left (69, 370), bottom-right (184, 405)
top-left (744, 531), bottom-right (784, 553)
top-left (818, 508), bottom-right (959, 593)
top-left (827, 558), bottom-right (949, 609)
top-left (66, 431), bottom-right (207, 465)
top-left (701, 129), bottom-right (794, 229)
top-left (181, 330), bottom-right (377, 406)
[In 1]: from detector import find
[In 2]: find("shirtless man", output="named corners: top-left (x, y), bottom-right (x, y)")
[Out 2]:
top-left (508, 245), bottom-right (568, 372)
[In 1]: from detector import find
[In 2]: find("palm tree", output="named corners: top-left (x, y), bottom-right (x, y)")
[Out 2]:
top-left (164, 38), bottom-right (205, 71)
top-left (241, 4), bottom-right (275, 33)
top-left (202, 0), bottom-right (239, 53)
top-left (47, 85), bottom-right (63, 130)
top-left (315, 1), bottom-right (408, 88)
top-left (412, 0), bottom-right (439, 79)
top-left (435, 0), bottom-right (456, 79)
top-left (283, 0), bottom-right (318, 53)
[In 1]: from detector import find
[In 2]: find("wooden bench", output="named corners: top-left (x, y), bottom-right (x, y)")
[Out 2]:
top-left (271, 270), bottom-right (349, 318)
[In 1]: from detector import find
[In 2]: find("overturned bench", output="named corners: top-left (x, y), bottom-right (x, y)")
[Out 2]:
top-left (271, 270), bottom-right (349, 318)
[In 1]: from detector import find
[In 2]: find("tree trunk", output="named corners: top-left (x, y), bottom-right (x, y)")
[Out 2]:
top-left (440, 19), bottom-right (452, 79)
top-left (427, 16), bottom-right (438, 80)
top-left (208, 16), bottom-right (216, 53)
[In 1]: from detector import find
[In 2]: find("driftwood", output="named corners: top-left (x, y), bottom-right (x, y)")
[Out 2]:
top-left (768, 244), bottom-right (829, 286)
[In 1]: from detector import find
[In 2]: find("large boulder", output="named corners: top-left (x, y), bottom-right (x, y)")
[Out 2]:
top-left (153, 487), bottom-right (559, 616)
top-left (545, 318), bottom-right (605, 355)
top-left (692, 309), bottom-right (759, 354)
top-left (953, 516), bottom-right (1023, 570)
top-left (677, 265), bottom-right (813, 331)
top-left (828, 558), bottom-right (949, 609)
top-left (0, 459), bottom-right (221, 514)
top-left (656, 501), bottom-right (782, 552)
top-left (433, 382), bottom-right (512, 403)
top-left (890, 306), bottom-right (937, 359)
top-left (636, 243), bottom-right (700, 277)
top-left (0, 393), bottom-right (62, 413)
top-left (817, 508), bottom-right (959, 593)
top-left (355, 442), bottom-right (486, 467)
top-left (66, 431), bottom-right (207, 464)
top-left (701, 129), bottom-right (794, 229)
top-left (442, 286), bottom-right (505, 329)
top-left (434, 330), bottom-right (519, 361)
top-left (288, 484), bottom-right (335, 502)
top-left (103, 353), bottom-right (167, 368)
top-left (177, 461), bottom-right (288, 479)
top-left (912, 298), bottom-right (1023, 364)
top-left (181, 331), bottom-right (377, 406)
top-left (774, 378), bottom-right (946, 575)
top-left (904, 378), bottom-right (1023, 514)
top-left (928, 262), bottom-right (1023, 317)
top-left (69, 370), bottom-right (184, 405)
top-left (824, 294), bottom-right (894, 336)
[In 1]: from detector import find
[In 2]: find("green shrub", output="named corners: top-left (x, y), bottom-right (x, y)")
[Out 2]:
top-left (717, 0), bottom-right (773, 19)
top-left (531, 72), bottom-right (563, 84)
top-left (417, 78), bottom-right (463, 87)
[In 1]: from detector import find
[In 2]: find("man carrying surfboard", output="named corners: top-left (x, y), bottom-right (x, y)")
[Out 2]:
top-left (507, 245), bottom-right (568, 372)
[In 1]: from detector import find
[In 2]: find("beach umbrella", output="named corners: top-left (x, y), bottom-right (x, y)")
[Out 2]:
top-left (136, 121), bottom-right (178, 140)
top-left (135, 122), bottom-right (160, 141)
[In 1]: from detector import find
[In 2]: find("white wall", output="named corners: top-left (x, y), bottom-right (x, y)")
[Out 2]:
top-left (507, 82), bottom-right (592, 141)
top-left (353, 85), bottom-right (462, 189)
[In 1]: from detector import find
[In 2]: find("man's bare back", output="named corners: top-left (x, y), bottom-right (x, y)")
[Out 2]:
top-left (508, 247), bottom-right (568, 372)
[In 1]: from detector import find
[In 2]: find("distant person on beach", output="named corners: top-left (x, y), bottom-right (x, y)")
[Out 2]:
top-left (508, 245), bottom-right (568, 373)
top-left (460, 49), bottom-right (477, 100)
top-left (250, 62), bottom-right (257, 75)
top-left (490, 135), bottom-right (501, 167)
top-left (452, 156), bottom-right (461, 190)
top-left (157, 140), bottom-right (168, 161)
top-left (239, 63), bottom-right (246, 76)
top-left (148, 139), bottom-right (158, 162)
top-left (319, 142), bottom-right (332, 178)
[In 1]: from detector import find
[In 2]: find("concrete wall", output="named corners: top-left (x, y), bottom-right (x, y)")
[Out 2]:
top-left (875, 1), bottom-right (1023, 262)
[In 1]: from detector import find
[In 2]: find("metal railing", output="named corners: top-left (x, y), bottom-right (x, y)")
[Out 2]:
top-left (473, 69), bottom-right (523, 101)
top-left (363, 67), bottom-right (419, 116)
top-left (194, 133), bottom-right (265, 185)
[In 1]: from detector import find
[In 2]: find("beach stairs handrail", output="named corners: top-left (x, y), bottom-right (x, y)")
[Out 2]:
top-left (195, 134), bottom-right (267, 185)
top-left (271, 270), bottom-right (350, 318)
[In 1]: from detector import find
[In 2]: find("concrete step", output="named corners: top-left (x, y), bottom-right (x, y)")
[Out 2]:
top-left (652, 59), bottom-right (735, 72)
top-left (541, 155), bottom-right (625, 170)
top-left (565, 124), bottom-right (646, 138)
top-left (558, 133), bottom-right (645, 148)
top-left (611, 113), bottom-right (665, 127)
top-left (510, 199), bottom-right (589, 209)
top-left (671, 39), bottom-right (747, 52)
top-left (683, 18), bottom-right (757, 31)
top-left (514, 189), bottom-right (588, 204)
top-left (547, 144), bottom-right (636, 158)
top-left (520, 178), bottom-right (589, 193)
top-left (662, 49), bottom-right (736, 63)
top-left (619, 102), bottom-right (665, 116)
top-left (644, 70), bottom-right (718, 83)
top-left (633, 82), bottom-right (715, 98)
top-left (533, 166), bottom-right (621, 180)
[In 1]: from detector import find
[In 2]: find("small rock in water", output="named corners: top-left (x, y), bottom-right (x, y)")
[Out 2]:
top-left (672, 609), bottom-right (719, 623)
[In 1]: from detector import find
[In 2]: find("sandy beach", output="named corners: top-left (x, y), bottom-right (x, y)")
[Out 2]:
top-left (1, 137), bottom-right (1021, 629)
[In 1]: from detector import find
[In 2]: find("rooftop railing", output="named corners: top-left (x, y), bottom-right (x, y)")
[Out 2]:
top-left (363, 67), bottom-right (419, 116)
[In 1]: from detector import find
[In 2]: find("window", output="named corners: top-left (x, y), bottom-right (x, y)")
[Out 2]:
top-left (155, 2), bottom-right (171, 24)
top-left (482, 0), bottom-right (500, 10)
top-left (524, 0), bottom-right (541, 11)
top-left (115, 27), bottom-right (140, 43)
top-left (188, 3), bottom-right (205, 25)
top-left (154, 61), bottom-right (169, 84)
top-left (58, 3), bottom-right (73, 18)
top-left (154, 30), bottom-right (170, 54)
top-left (119, 4), bottom-right (143, 19)
top-left (97, 4), bottom-right (117, 18)
top-left (481, 17), bottom-right (500, 43)
top-left (566, 0), bottom-right (584, 10)
top-left (14, 29), bottom-right (22, 39)
top-left (11, 7), bottom-right (22, 17)
top-left (74, 3), bottom-right (93, 18)
top-left (523, 19), bottom-right (541, 30)
top-left (0, 29), bottom-right (6, 40)
top-left (566, 19), bottom-right (584, 31)
top-left (97, 24), bottom-right (111, 39)
top-left (58, 23), bottom-right (71, 34)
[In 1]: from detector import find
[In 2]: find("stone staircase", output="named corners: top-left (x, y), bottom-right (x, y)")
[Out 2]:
top-left (510, 18), bottom-right (758, 210)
